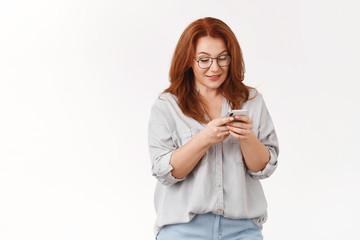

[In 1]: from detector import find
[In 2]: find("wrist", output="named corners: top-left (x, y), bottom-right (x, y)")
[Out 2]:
top-left (197, 131), bottom-right (213, 149)
top-left (239, 131), bottom-right (256, 145)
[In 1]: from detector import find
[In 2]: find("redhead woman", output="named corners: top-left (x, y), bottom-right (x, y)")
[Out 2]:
top-left (148, 17), bottom-right (279, 240)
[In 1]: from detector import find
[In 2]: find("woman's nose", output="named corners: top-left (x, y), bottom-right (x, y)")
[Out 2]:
top-left (209, 59), bottom-right (220, 71)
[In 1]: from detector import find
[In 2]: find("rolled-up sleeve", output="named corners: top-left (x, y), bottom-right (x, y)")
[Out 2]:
top-left (148, 105), bottom-right (186, 186)
top-left (247, 97), bottom-right (279, 180)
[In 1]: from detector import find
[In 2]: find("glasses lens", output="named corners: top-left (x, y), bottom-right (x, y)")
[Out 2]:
top-left (218, 55), bottom-right (231, 67)
top-left (198, 57), bottom-right (212, 69)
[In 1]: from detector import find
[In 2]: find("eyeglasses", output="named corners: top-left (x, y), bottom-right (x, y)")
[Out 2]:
top-left (194, 55), bottom-right (231, 69)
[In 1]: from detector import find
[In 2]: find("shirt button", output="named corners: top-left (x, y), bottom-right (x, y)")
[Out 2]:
top-left (217, 184), bottom-right (222, 188)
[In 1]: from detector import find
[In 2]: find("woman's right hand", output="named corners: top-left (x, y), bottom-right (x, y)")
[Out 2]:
top-left (201, 117), bottom-right (234, 145)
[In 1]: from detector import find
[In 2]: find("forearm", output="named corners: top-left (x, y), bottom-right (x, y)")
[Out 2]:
top-left (239, 132), bottom-right (270, 172)
top-left (170, 132), bottom-right (212, 179)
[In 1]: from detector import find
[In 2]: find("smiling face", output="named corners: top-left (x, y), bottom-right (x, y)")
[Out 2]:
top-left (192, 36), bottom-right (229, 94)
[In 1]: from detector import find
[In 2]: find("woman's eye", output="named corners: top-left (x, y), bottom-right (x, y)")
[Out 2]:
top-left (199, 58), bottom-right (210, 63)
top-left (218, 56), bottom-right (227, 61)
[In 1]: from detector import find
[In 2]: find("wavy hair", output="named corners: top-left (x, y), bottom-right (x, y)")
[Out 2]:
top-left (163, 17), bottom-right (254, 123)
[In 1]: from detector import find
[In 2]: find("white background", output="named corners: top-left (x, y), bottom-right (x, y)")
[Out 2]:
top-left (1, 0), bottom-right (359, 239)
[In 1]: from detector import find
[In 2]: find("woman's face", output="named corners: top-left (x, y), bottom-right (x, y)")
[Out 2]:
top-left (192, 36), bottom-right (229, 93)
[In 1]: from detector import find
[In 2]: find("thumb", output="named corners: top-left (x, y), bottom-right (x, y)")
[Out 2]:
top-left (215, 116), bottom-right (234, 126)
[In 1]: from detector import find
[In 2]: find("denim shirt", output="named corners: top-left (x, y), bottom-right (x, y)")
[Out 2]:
top-left (148, 89), bottom-right (279, 236)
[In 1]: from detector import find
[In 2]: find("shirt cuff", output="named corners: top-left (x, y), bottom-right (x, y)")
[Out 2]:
top-left (247, 148), bottom-right (278, 180)
top-left (152, 152), bottom-right (186, 186)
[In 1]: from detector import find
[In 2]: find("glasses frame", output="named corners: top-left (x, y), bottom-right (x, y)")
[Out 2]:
top-left (193, 55), bottom-right (231, 69)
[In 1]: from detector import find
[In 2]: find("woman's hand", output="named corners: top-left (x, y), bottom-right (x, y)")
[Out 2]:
top-left (226, 115), bottom-right (270, 172)
top-left (170, 116), bottom-right (234, 179)
top-left (226, 115), bottom-right (254, 141)
top-left (201, 117), bottom-right (234, 145)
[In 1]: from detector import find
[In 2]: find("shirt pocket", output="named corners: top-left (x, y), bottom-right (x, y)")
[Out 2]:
top-left (228, 136), bottom-right (245, 166)
top-left (171, 128), bottom-right (199, 148)
top-left (180, 128), bottom-right (208, 165)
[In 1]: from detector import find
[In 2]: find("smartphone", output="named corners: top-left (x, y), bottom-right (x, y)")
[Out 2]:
top-left (226, 109), bottom-right (248, 122)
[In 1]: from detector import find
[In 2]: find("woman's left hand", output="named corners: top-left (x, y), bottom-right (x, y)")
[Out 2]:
top-left (226, 115), bottom-right (254, 141)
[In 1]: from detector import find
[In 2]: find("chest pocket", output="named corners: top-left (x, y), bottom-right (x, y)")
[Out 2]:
top-left (227, 136), bottom-right (245, 166)
top-left (176, 128), bottom-right (208, 166)
top-left (181, 128), bottom-right (199, 145)
top-left (226, 128), bottom-right (260, 166)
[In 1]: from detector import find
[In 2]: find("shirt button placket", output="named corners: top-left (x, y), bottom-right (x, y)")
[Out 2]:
top-left (215, 143), bottom-right (224, 215)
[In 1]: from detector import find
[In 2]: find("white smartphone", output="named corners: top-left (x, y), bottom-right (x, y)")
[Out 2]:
top-left (226, 109), bottom-right (248, 122)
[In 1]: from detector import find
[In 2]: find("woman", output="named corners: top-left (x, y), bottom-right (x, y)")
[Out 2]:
top-left (148, 17), bottom-right (279, 240)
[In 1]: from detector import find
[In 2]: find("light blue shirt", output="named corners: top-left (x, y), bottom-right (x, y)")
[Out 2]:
top-left (148, 89), bottom-right (279, 236)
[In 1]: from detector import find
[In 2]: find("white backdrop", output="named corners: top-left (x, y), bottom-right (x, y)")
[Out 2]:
top-left (1, 0), bottom-right (359, 239)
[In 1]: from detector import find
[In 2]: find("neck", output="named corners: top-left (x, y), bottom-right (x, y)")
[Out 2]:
top-left (196, 87), bottom-right (221, 100)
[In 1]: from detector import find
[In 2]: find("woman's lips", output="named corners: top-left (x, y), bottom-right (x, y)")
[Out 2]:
top-left (206, 74), bottom-right (221, 80)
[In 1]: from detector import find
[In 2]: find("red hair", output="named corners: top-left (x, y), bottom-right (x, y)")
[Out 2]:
top-left (164, 17), bottom-right (254, 123)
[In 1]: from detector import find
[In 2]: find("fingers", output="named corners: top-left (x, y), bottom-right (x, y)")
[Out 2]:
top-left (229, 129), bottom-right (249, 140)
top-left (226, 125), bottom-right (252, 135)
top-left (226, 115), bottom-right (253, 139)
top-left (214, 115), bottom-right (252, 126)
top-left (214, 117), bottom-right (234, 126)
top-left (233, 115), bottom-right (252, 124)
top-left (219, 130), bottom-right (231, 139)
top-left (217, 125), bottom-right (230, 132)
top-left (209, 125), bottom-right (230, 137)
top-left (227, 122), bottom-right (253, 131)
top-left (226, 115), bottom-right (253, 130)
top-left (205, 125), bottom-right (230, 144)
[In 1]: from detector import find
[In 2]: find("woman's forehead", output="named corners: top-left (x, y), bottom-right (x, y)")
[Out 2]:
top-left (195, 36), bottom-right (228, 55)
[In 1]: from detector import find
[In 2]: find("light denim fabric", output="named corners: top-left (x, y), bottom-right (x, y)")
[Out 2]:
top-left (156, 212), bottom-right (263, 240)
top-left (148, 89), bottom-right (279, 237)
